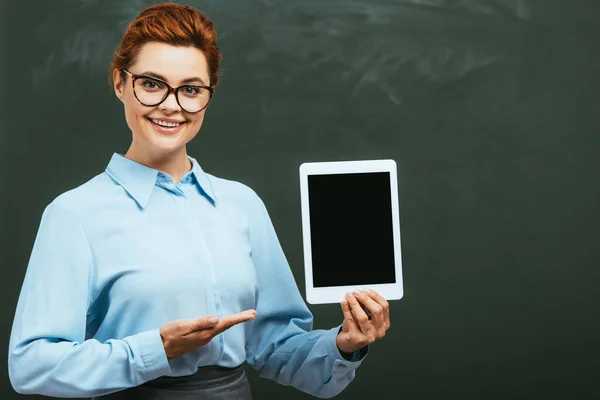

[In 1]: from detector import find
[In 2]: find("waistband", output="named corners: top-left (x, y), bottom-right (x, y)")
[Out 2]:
top-left (142, 364), bottom-right (245, 390)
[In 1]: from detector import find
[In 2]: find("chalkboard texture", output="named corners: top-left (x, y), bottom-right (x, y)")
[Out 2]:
top-left (1, 0), bottom-right (599, 399)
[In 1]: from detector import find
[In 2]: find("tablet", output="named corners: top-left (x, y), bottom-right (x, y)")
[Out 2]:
top-left (299, 159), bottom-right (403, 304)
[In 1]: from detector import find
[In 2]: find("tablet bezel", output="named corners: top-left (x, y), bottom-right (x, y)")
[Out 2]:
top-left (299, 159), bottom-right (404, 304)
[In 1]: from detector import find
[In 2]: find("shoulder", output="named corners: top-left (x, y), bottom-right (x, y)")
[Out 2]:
top-left (46, 172), bottom-right (115, 219)
top-left (204, 172), bottom-right (264, 207)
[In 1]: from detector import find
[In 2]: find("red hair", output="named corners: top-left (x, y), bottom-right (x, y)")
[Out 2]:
top-left (109, 2), bottom-right (222, 87)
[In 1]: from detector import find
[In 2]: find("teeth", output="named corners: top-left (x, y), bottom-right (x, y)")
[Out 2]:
top-left (151, 118), bottom-right (182, 128)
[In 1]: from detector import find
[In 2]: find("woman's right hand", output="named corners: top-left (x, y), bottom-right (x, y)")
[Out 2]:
top-left (159, 309), bottom-right (257, 360)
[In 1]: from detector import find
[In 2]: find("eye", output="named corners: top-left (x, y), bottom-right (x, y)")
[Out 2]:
top-left (142, 79), bottom-right (163, 90)
top-left (181, 86), bottom-right (200, 95)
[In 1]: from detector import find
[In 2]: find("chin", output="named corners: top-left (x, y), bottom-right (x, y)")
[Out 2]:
top-left (145, 135), bottom-right (189, 154)
top-left (140, 118), bottom-right (193, 153)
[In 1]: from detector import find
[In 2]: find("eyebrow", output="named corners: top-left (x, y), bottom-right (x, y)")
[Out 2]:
top-left (139, 71), bottom-right (207, 86)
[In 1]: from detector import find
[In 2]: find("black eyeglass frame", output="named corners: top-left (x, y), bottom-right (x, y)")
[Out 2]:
top-left (122, 69), bottom-right (214, 113)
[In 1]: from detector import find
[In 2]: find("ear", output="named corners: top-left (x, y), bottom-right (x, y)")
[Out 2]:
top-left (113, 69), bottom-right (124, 101)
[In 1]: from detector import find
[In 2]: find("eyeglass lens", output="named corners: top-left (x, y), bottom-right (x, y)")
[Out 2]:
top-left (134, 77), bottom-right (210, 112)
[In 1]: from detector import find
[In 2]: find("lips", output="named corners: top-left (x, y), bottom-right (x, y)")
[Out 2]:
top-left (147, 117), bottom-right (187, 127)
top-left (146, 117), bottom-right (187, 134)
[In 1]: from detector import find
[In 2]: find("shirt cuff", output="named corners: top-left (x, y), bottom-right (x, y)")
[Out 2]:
top-left (332, 325), bottom-right (370, 363)
top-left (350, 346), bottom-right (369, 361)
top-left (334, 325), bottom-right (370, 362)
top-left (134, 328), bottom-right (172, 381)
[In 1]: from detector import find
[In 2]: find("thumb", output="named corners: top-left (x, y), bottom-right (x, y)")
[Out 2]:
top-left (190, 315), bottom-right (219, 331)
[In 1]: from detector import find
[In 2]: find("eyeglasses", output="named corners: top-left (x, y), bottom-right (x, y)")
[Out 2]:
top-left (122, 69), bottom-right (214, 113)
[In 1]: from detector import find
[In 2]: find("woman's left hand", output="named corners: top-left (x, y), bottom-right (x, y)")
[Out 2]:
top-left (336, 288), bottom-right (390, 355)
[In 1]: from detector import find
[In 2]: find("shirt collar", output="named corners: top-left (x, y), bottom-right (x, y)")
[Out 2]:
top-left (105, 153), bottom-right (217, 209)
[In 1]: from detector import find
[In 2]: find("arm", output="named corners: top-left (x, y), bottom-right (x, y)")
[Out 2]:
top-left (243, 191), bottom-right (368, 399)
top-left (8, 200), bottom-right (171, 397)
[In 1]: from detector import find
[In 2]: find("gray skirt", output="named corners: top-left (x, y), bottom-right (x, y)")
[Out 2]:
top-left (91, 365), bottom-right (252, 400)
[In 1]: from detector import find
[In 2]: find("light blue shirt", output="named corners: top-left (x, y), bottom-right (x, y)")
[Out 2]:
top-left (8, 153), bottom-right (367, 398)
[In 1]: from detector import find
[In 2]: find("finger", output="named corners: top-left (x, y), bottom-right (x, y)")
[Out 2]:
top-left (340, 300), bottom-right (358, 331)
top-left (355, 301), bottom-right (371, 320)
top-left (365, 289), bottom-right (390, 323)
top-left (346, 291), bottom-right (373, 335)
top-left (189, 315), bottom-right (220, 332)
top-left (353, 291), bottom-right (384, 326)
top-left (340, 300), bottom-right (361, 344)
top-left (190, 310), bottom-right (256, 333)
top-left (213, 309), bottom-right (257, 334)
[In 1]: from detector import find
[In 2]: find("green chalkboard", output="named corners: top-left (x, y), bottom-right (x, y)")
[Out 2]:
top-left (1, 0), bottom-right (599, 399)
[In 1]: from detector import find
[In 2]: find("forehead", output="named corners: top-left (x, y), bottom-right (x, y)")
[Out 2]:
top-left (132, 41), bottom-right (209, 84)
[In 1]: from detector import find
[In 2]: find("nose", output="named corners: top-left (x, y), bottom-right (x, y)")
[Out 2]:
top-left (158, 90), bottom-right (181, 112)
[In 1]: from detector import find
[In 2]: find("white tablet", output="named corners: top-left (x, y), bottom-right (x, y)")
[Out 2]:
top-left (299, 159), bottom-right (404, 304)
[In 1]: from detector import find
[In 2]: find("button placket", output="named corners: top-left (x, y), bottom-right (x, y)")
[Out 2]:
top-left (181, 185), bottom-right (223, 364)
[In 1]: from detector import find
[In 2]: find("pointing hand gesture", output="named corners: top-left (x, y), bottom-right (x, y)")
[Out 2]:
top-left (160, 309), bottom-right (257, 360)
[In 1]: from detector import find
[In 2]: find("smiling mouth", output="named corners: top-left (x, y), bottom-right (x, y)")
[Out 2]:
top-left (146, 117), bottom-right (187, 128)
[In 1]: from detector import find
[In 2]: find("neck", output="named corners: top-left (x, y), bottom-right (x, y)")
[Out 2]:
top-left (124, 143), bottom-right (192, 184)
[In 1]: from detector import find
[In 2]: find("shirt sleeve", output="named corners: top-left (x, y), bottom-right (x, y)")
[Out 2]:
top-left (244, 191), bottom-right (369, 399)
top-left (8, 200), bottom-right (172, 397)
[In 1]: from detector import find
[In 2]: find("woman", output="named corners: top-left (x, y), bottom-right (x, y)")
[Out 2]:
top-left (8, 3), bottom-right (390, 399)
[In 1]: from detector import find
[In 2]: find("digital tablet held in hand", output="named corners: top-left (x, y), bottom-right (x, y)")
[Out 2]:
top-left (299, 160), bottom-right (404, 304)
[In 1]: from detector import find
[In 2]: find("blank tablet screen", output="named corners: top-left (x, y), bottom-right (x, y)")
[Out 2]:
top-left (308, 172), bottom-right (397, 287)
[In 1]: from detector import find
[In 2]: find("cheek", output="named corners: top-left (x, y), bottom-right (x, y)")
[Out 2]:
top-left (124, 101), bottom-right (149, 129)
top-left (187, 113), bottom-right (206, 135)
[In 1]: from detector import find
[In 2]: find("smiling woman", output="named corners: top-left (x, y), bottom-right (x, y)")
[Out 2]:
top-left (7, 2), bottom-right (390, 400)
top-left (113, 41), bottom-right (210, 164)
top-left (109, 2), bottom-right (220, 176)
